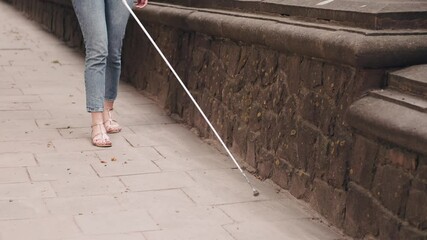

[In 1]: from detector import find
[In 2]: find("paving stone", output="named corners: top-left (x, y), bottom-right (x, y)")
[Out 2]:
top-left (0, 110), bottom-right (50, 120)
top-left (57, 126), bottom-right (132, 139)
top-left (0, 216), bottom-right (81, 240)
top-left (91, 158), bottom-right (160, 177)
top-left (0, 140), bottom-right (56, 154)
top-left (148, 205), bottom-right (233, 229)
top-left (183, 169), bottom-right (282, 205)
top-left (75, 210), bottom-right (159, 234)
top-left (63, 233), bottom-right (146, 240)
top-left (36, 117), bottom-right (91, 129)
top-left (0, 102), bottom-right (30, 110)
top-left (0, 119), bottom-right (39, 131)
top-left (126, 124), bottom-right (212, 152)
top-left (0, 153), bottom-right (37, 167)
top-left (0, 182), bottom-right (55, 200)
top-left (44, 195), bottom-right (121, 215)
top-left (0, 88), bottom-right (22, 96)
top-left (95, 147), bottom-right (162, 162)
top-left (20, 86), bottom-right (82, 96)
top-left (0, 199), bottom-right (48, 220)
top-left (0, 128), bottom-right (61, 142)
top-left (29, 101), bottom-right (84, 112)
top-left (51, 136), bottom-right (131, 152)
top-left (223, 219), bottom-right (344, 240)
top-left (0, 95), bottom-right (40, 103)
top-left (143, 226), bottom-right (234, 240)
top-left (0, 167), bottom-right (29, 184)
top-left (50, 177), bottom-right (126, 197)
top-left (34, 152), bottom-right (99, 166)
top-left (155, 140), bottom-right (227, 159)
top-left (27, 164), bottom-right (97, 181)
top-left (120, 171), bottom-right (196, 191)
top-left (153, 146), bottom-right (235, 171)
top-left (114, 103), bottom-right (167, 116)
top-left (115, 113), bottom-right (175, 126)
top-left (115, 189), bottom-right (196, 210)
top-left (219, 200), bottom-right (312, 222)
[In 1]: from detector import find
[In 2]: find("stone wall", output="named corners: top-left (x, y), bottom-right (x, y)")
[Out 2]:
top-left (5, 0), bottom-right (427, 239)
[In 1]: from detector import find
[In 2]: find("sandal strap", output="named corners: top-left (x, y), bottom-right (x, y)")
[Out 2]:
top-left (91, 123), bottom-right (109, 140)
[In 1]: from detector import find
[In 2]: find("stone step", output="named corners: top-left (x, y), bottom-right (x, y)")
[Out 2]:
top-left (388, 64), bottom-right (427, 98)
top-left (369, 89), bottom-right (427, 113)
top-left (347, 96), bottom-right (427, 155)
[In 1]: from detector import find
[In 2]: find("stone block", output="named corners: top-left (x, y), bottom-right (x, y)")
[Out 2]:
top-left (289, 170), bottom-right (311, 199)
top-left (406, 179), bottom-right (427, 230)
top-left (399, 225), bottom-right (427, 240)
top-left (372, 165), bottom-right (412, 217)
top-left (383, 147), bottom-right (418, 172)
top-left (309, 179), bottom-right (346, 228)
top-left (271, 158), bottom-right (292, 190)
top-left (325, 136), bottom-right (352, 189)
top-left (257, 149), bottom-right (274, 179)
top-left (344, 183), bottom-right (379, 238)
top-left (295, 122), bottom-right (321, 172)
top-left (349, 135), bottom-right (379, 189)
top-left (416, 156), bottom-right (427, 182)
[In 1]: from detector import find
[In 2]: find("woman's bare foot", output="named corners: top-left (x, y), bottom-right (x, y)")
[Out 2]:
top-left (103, 101), bottom-right (122, 134)
top-left (91, 112), bottom-right (112, 147)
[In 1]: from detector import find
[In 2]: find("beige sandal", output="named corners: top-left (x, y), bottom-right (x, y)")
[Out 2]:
top-left (103, 109), bottom-right (122, 134)
top-left (91, 123), bottom-right (112, 147)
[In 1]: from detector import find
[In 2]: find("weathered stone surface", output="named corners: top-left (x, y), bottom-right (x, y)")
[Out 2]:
top-left (349, 135), bottom-right (379, 189)
top-left (406, 179), bottom-right (427, 230)
top-left (347, 97), bottom-right (427, 156)
top-left (371, 165), bottom-right (412, 217)
top-left (344, 183), bottom-right (379, 238)
top-left (309, 179), bottom-right (347, 228)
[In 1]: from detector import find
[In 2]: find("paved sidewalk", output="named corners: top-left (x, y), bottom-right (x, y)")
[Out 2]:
top-left (0, 2), bottom-right (348, 240)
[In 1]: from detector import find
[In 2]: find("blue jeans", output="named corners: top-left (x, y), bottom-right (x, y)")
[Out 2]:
top-left (72, 0), bottom-right (134, 112)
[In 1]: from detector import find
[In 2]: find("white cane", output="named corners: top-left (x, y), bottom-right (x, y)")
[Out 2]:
top-left (121, 0), bottom-right (259, 197)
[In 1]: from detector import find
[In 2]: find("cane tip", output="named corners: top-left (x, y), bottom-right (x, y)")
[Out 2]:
top-left (253, 189), bottom-right (260, 197)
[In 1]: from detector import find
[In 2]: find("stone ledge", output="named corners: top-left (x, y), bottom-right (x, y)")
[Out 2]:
top-left (347, 96), bottom-right (427, 155)
top-left (151, 0), bottom-right (427, 30)
top-left (137, 3), bottom-right (427, 68)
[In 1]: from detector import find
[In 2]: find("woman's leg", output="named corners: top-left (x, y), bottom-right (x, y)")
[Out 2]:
top-left (72, 0), bottom-right (111, 146)
top-left (104, 0), bottom-right (133, 103)
top-left (72, 0), bottom-right (109, 113)
top-left (103, 0), bottom-right (134, 132)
